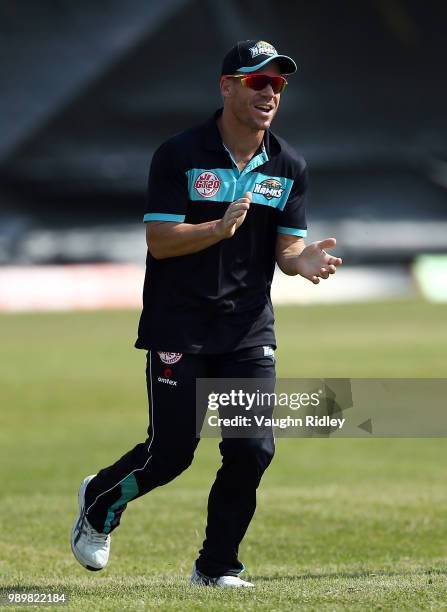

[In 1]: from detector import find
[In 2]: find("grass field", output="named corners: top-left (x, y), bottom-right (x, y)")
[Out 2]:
top-left (1, 300), bottom-right (446, 610)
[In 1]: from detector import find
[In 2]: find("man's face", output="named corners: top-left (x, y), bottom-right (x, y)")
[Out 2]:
top-left (221, 62), bottom-right (283, 131)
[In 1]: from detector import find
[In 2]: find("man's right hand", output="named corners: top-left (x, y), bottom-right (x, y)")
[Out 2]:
top-left (147, 192), bottom-right (252, 259)
top-left (215, 192), bottom-right (252, 239)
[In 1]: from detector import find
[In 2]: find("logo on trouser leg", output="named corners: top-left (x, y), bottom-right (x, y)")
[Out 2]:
top-left (157, 376), bottom-right (178, 386)
top-left (157, 351), bottom-right (182, 365)
top-left (157, 366), bottom-right (178, 386)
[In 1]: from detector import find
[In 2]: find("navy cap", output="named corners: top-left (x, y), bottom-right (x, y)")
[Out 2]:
top-left (221, 40), bottom-right (297, 76)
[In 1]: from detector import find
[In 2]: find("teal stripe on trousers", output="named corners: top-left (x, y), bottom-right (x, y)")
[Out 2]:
top-left (103, 473), bottom-right (139, 534)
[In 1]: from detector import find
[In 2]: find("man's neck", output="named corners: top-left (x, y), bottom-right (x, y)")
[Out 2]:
top-left (217, 108), bottom-right (264, 164)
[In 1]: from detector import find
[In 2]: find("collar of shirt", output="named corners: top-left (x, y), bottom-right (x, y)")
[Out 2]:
top-left (201, 108), bottom-right (282, 161)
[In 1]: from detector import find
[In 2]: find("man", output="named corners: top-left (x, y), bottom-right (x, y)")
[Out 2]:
top-left (71, 39), bottom-right (342, 588)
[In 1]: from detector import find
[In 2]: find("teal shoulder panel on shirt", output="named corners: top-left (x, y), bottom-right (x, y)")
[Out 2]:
top-left (185, 168), bottom-right (294, 211)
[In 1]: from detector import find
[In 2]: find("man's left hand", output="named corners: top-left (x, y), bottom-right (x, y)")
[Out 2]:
top-left (296, 238), bottom-right (342, 284)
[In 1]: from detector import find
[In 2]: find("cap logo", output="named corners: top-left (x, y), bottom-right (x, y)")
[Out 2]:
top-left (253, 178), bottom-right (284, 200)
top-left (249, 41), bottom-right (277, 58)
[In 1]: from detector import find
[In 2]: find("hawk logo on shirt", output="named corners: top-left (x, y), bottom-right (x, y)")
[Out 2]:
top-left (249, 41), bottom-right (277, 58)
top-left (253, 178), bottom-right (284, 200)
top-left (194, 172), bottom-right (221, 198)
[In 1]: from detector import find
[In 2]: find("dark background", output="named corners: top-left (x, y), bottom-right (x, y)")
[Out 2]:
top-left (1, 0), bottom-right (446, 264)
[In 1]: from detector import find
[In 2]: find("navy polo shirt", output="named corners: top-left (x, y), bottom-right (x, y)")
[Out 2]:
top-left (135, 108), bottom-right (308, 354)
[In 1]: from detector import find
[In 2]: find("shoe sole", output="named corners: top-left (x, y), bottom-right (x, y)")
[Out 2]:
top-left (70, 474), bottom-right (103, 571)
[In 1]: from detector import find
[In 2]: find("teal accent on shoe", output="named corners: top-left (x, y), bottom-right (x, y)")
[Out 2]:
top-left (277, 226), bottom-right (307, 237)
top-left (103, 473), bottom-right (139, 534)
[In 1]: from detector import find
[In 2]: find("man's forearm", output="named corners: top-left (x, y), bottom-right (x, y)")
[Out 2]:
top-left (147, 220), bottom-right (224, 259)
top-left (275, 240), bottom-right (306, 276)
top-left (147, 195), bottom-right (251, 259)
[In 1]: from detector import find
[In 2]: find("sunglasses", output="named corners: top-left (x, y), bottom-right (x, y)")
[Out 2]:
top-left (224, 73), bottom-right (288, 94)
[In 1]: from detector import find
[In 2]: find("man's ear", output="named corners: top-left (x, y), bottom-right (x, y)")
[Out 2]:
top-left (220, 76), bottom-right (232, 99)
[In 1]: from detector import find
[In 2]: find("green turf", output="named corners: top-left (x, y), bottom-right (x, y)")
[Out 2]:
top-left (0, 301), bottom-right (446, 610)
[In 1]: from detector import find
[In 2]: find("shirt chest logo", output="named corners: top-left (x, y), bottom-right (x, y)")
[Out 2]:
top-left (253, 178), bottom-right (284, 200)
top-left (194, 171), bottom-right (221, 198)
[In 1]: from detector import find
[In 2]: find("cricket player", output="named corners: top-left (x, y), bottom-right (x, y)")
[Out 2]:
top-left (71, 39), bottom-right (342, 587)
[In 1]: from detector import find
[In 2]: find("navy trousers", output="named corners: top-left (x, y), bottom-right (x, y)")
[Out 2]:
top-left (83, 346), bottom-right (275, 577)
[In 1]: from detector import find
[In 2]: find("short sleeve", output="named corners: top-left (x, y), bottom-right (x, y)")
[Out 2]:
top-left (276, 165), bottom-right (308, 237)
top-left (143, 143), bottom-right (188, 223)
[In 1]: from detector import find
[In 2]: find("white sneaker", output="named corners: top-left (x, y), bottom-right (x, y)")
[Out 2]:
top-left (71, 474), bottom-right (111, 571)
top-left (190, 562), bottom-right (255, 588)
